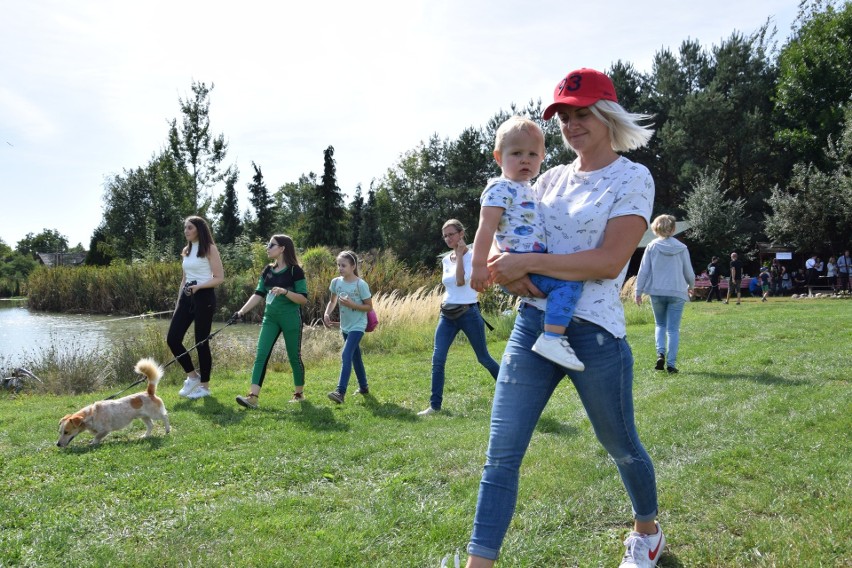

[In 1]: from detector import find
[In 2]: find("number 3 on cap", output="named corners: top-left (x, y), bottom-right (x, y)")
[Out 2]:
top-left (557, 74), bottom-right (583, 94)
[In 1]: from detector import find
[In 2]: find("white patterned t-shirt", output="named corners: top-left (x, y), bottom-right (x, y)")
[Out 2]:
top-left (479, 177), bottom-right (547, 253)
top-left (524, 156), bottom-right (654, 338)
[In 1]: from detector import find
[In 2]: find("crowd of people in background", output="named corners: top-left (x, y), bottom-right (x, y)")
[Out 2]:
top-left (695, 248), bottom-right (851, 300)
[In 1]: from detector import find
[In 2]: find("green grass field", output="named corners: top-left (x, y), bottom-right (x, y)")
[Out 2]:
top-left (1, 298), bottom-right (850, 567)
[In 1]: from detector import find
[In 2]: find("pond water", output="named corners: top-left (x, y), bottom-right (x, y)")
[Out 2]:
top-left (0, 299), bottom-right (255, 368)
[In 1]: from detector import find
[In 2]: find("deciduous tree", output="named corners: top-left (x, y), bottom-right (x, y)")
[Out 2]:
top-left (765, 106), bottom-right (852, 252)
top-left (167, 81), bottom-right (229, 213)
top-left (774, 0), bottom-right (852, 169)
top-left (16, 228), bottom-right (69, 258)
top-left (683, 169), bottom-right (752, 264)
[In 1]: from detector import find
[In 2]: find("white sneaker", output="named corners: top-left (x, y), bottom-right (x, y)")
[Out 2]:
top-left (619, 522), bottom-right (665, 568)
top-left (178, 376), bottom-right (201, 397)
top-left (186, 386), bottom-right (211, 399)
top-left (531, 335), bottom-right (585, 371)
top-left (417, 407), bottom-right (440, 416)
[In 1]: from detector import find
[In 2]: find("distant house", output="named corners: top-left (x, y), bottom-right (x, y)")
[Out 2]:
top-left (36, 251), bottom-right (87, 267)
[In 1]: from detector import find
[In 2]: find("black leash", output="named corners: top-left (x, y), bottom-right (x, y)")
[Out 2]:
top-left (104, 316), bottom-right (237, 400)
top-left (476, 302), bottom-right (494, 331)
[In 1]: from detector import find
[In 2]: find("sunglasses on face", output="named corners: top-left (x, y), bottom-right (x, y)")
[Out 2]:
top-left (442, 231), bottom-right (459, 239)
top-left (267, 242), bottom-right (280, 249)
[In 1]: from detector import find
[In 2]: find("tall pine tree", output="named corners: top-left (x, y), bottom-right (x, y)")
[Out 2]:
top-left (349, 184), bottom-right (364, 250)
top-left (214, 168), bottom-right (241, 244)
top-left (359, 187), bottom-right (383, 251)
top-left (247, 162), bottom-right (274, 240)
top-left (304, 146), bottom-right (346, 247)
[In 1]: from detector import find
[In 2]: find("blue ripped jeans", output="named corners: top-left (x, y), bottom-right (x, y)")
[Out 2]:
top-left (467, 304), bottom-right (658, 561)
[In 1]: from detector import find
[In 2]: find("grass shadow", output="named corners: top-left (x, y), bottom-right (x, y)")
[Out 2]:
top-left (357, 392), bottom-right (418, 422)
top-left (536, 415), bottom-right (580, 436)
top-left (55, 429), bottom-right (171, 452)
top-left (659, 551), bottom-right (684, 567)
top-left (693, 371), bottom-right (809, 386)
top-left (273, 400), bottom-right (351, 432)
top-left (171, 395), bottom-right (246, 427)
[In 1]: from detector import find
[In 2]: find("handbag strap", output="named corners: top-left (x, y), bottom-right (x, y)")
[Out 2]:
top-left (476, 302), bottom-right (494, 331)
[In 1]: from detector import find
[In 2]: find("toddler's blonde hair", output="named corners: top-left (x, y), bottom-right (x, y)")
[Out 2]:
top-left (494, 116), bottom-right (545, 153)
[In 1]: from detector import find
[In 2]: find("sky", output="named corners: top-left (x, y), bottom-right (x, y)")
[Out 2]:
top-left (0, 0), bottom-right (800, 249)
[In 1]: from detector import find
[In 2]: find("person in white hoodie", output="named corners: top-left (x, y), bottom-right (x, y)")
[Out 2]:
top-left (634, 214), bottom-right (695, 373)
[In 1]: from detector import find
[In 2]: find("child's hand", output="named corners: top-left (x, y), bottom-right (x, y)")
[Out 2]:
top-left (471, 265), bottom-right (491, 292)
top-left (322, 313), bottom-right (339, 328)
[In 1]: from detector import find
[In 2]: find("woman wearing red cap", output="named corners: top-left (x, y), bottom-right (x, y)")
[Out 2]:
top-left (465, 68), bottom-right (664, 568)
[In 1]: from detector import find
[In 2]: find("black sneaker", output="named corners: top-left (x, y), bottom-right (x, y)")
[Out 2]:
top-left (355, 387), bottom-right (369, 395)
top-left (666, 366), bottom-right (679, 374)
top-left (655, 354), bottom-right (665, 371)
top-left (327, 390), bottom-right (345, 404)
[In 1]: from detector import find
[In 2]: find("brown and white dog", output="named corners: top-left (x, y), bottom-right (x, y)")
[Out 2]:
top-left (57, 358), bottom-right (170, 447)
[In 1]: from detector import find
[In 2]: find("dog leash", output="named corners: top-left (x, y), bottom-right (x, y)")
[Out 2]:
top-left (101, 310), bottom-right (172, 323)
top-left (103, 316), bottom-right (237, 400)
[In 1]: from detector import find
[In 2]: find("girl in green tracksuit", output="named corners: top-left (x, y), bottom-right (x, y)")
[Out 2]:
top-left (233, 235), bottom-right (308, 408)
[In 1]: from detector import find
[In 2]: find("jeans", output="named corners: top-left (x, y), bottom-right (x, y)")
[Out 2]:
top-left (649, 295), bottom-right (686, 368)
top-left (430, 304), bottom-right (500, 410)
top-left (335, 330), bottom-right (366, 394)
top-left (467, 304), bottom-right (658, 561)
top-left (166, 288), bottom-right (216, 383)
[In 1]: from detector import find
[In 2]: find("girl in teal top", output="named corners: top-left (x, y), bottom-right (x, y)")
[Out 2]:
top-left (233, 235), bottom-right (308, 408)
top-left (323, 250), bottom-right (373, 404)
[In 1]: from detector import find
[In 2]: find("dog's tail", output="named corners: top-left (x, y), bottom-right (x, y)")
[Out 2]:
top-left (134, 358), bottom-right (164, 397)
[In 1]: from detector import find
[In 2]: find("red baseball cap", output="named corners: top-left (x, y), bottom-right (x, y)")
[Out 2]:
top-left (542, 68), bottom-right (619, 120)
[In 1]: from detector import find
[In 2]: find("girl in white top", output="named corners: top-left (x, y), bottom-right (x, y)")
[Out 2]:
top-left (417, 219), bottom-right (500, 416)
top-left (167, 216), bottom-right (224, 399)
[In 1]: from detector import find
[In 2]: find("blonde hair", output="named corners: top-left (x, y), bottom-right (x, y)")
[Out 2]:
top-left (442, 219), bottom-right (465, 233)
top-left (582, 99), bottom-right (654, 153)
top-left (651, 214), bottom-right (677, 238)
top-left (494, 116), bottom-right (545, 153)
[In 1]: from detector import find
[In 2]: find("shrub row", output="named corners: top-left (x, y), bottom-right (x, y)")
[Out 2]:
top-left (27, 248), bottom-right (458, 323)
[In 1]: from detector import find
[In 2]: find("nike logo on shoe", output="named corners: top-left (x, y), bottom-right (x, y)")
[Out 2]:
top-left (648, 532), bottom-right (663, 561)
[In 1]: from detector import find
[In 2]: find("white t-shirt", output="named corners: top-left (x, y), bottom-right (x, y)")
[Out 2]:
top-left (441, 250), bottom-right (479, 305)
top-left (525, 156), bottom-right (654, 338)
top-left (183, 244), bottom-right (213, 284)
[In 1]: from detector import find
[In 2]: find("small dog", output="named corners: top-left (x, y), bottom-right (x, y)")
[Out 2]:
top-left (57, 358), bottom-right (170, 447)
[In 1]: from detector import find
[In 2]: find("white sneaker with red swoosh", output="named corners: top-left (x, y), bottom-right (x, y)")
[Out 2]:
top-left (619, 521), bottom-right (665, 567)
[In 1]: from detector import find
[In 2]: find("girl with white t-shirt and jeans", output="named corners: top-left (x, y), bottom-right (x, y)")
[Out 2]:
top-left (417, 219), bottom-right (500, 416)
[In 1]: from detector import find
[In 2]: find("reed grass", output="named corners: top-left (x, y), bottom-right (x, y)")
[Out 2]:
top-left (25, 248), bottom-right (439, 325)
top-left (5, 286), bottom-right (519, 396)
